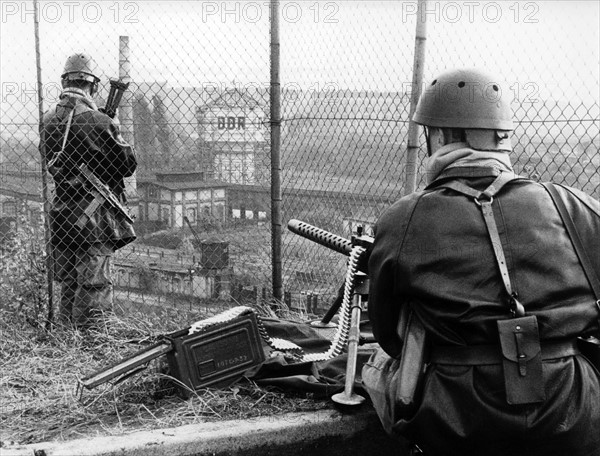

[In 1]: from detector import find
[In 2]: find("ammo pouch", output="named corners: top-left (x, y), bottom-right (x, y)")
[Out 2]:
top-left (497, 315), bottom-right (545, 404)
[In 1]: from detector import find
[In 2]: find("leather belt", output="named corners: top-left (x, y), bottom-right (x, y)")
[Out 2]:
top-left (430, 340), bottom-right (579, 366)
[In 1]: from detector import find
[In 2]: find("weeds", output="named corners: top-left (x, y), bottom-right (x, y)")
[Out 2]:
top-left (0, 309), bottom-right (330, 445)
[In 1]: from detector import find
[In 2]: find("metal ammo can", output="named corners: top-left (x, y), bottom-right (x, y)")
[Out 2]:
top-left (165, 311), bottom-right (266, 396)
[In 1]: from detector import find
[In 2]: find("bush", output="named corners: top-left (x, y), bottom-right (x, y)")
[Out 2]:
top-left (0, 218), bottom-right (49, 328)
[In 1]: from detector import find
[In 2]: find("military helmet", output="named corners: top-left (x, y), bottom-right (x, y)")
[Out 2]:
top-left (61, 53), bottom-right (101, 83)
top-left (413, 68), bottom-right (513, 131)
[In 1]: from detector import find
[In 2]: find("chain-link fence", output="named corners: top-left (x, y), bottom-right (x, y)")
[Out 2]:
top-left (1, 1), bottom-right (598, 323)
top-left (280, 1), bottom-right (600, 312)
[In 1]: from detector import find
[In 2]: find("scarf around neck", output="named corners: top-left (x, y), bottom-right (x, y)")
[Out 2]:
top-left (60, 88), bottom-right (98, 111)
top-left (425, 142), bottom-right (513, 184)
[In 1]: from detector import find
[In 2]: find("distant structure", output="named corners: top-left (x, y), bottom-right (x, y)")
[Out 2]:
top-left (196, 88), bottom-right (268, 185)
top-left (136, 171), bottom-right (228, 230)
top-left (0, 170), bottom-right (43, 238)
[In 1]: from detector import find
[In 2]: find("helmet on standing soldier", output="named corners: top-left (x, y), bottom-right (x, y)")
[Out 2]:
top-left (61, 53), bottom-right (101, 84)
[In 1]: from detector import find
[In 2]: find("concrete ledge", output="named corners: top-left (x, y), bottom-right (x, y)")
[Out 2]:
top-left (3, 407), bottom-right (403, 456)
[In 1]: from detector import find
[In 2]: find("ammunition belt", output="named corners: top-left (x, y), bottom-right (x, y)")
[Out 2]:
top-left (188, 306), bottom-right (303, 354)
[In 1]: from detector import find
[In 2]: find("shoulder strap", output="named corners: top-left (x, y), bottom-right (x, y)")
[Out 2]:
top-left (556, 183), bottom-right (600, 217)
top-left (47, 106), bottom-right (75, 172)
top-left (437, 172), bottom-right (525, 317)
top-left (543, 183), bottom-right (600, 309)
top-left (436, 171), bottom-right (521, 200)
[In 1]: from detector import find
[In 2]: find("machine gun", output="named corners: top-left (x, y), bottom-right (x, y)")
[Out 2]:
top-left (288, 219), bottom-right (372, 325)
top-left (287, 219), bottom-right (374, 406)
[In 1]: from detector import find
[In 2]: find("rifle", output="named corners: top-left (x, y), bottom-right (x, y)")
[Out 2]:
top-left (76, 163), bottom-right (134, 226)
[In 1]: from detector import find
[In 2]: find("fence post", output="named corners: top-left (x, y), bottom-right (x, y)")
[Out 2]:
top-left (404, 0), bottom-right (428, 196)
top-left (270, 0), bottom-right (283, 306)
top-left (284, 290), bottom-right (291, 308)
top-left (33, 0), bottom-right (54, 329)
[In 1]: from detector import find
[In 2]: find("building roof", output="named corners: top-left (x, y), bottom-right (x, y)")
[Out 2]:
top-left (199, 87), bottom-right (265, 110)
top-left (137, 175), bottom-right (229, 191)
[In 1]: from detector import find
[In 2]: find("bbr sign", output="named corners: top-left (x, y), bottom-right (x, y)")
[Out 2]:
top-left (218, 116), bottom-right (246, 130)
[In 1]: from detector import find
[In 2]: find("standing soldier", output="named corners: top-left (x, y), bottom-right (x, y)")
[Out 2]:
top-left (41, 53), bottom-right (137, 329)
top-left (365, 68), bottom-right (600, 455)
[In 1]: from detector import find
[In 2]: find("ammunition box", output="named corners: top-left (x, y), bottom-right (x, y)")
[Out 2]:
top-left (166, 312), bottom-right (266, 396)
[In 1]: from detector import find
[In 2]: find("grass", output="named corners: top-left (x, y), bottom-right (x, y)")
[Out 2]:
top-left (0, 305), bottom-right (332, 446)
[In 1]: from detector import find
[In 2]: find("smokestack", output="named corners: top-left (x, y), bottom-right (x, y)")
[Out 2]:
top-left (119, 35), bottom-right (138, 205)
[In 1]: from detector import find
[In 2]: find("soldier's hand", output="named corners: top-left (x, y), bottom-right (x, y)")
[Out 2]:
top-left (99, 107), bottom-right (119, 120)
top-left (111, 111), bottom-right (121, 127)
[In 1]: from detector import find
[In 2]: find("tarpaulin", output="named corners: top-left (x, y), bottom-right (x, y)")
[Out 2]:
top-left (245, 317), bottom-right (377, 397)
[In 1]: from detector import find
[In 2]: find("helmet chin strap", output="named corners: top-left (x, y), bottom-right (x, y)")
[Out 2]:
top-left (424, 127), bottom-right (452, 156)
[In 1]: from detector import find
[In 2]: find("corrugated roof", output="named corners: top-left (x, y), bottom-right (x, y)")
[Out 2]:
top-left (137, 177), bottom-right (229, 191)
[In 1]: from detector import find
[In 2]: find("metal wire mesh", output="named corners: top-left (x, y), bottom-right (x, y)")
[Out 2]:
top-left (280, 0), bottom-right (600, 311)
top-left (1, 1), bottom-right (598, 321)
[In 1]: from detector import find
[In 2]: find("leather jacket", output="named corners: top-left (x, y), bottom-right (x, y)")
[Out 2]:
top-left (42, 88), bottom-right (137, 248)
top-left (368, 165), bottom-right (600, 455)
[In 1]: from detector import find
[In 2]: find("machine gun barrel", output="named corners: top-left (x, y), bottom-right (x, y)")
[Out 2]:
top-left (287, 219), bottom-right (353, 256)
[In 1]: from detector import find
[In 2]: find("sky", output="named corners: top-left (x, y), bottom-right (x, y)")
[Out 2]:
top-left (1, 1), bottom-right (599, 120)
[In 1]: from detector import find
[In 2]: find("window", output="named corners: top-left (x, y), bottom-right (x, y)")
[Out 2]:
top-left (215, 203), bottom-right (224, 219)
top-left (162, 208), bottom-right (170, 223)
top-left (186, 207), bottom-right (196, 223)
